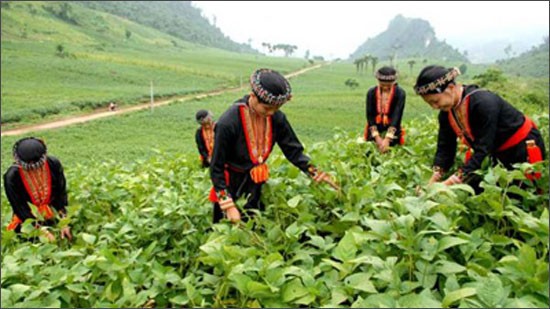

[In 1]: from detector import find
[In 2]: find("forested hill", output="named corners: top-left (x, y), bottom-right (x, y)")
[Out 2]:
top-left (496, 36), bottom-right (549, 78)
top-left (350, 14), bottom-right (468, 63)
top-left (79, 1), bottom-right (257, 54)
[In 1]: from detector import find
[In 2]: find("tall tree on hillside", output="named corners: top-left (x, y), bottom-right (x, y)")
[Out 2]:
top-left (370, 56), bottom-right (378, 74)
top-left (354, 58), bottom-right (362, 73)
top-left (361, 55), bottom-right (371, 75)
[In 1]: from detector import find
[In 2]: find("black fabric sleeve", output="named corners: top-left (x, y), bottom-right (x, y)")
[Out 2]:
top-left (389, 87), bottom-right (406, 129)
top-left (461, 98), bottom-right (501, 175)
top-left (275, 112), bottom-right (311, 173)
top-left (195, 128), bottom-right (209, 161)
top-left (48, 156), bottom-right (68, 214)
top-left (366, 88), bottom-right (377, 127)
top-left (210, 122), bottom-right (232, 192)
top-left (434, 112), bottom-right (458, 171)
top-left (3, 166), bottom-right (35, 221)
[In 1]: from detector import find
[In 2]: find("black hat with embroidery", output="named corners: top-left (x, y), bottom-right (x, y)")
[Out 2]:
top-left (250, 68), bottom-right (292, 106)
top-left (414, 65), bottom-right (461, 95)
top-left (195, 110), bottom-right (212, 124)
top-left (375, 66), bottom-right (398, 82)
top-left (13, 137), bottom-right (47, 170)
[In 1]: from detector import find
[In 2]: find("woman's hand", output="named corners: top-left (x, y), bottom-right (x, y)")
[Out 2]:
top-left (60, 226), bottom-right (73, 241)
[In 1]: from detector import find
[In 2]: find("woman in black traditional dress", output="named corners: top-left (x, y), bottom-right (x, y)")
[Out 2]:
top-left (209, 68), bottom-right (337, 223)
top-left (414, 65), bottom-right (545, 192)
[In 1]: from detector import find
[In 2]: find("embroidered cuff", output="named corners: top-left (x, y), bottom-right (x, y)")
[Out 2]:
top-left (369, 126), bottom-right (380, 138)
top-left (386, 127), bottom-right (397, 139)
top-left (219, 196), bottom-right (235, 211)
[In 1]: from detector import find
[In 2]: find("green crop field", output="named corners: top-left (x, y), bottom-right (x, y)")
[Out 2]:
top-left (1, 1), bottom-right (549, 308)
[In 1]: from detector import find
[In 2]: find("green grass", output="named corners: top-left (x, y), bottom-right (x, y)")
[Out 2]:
top-left (1, 1), bottom-right (310, 124)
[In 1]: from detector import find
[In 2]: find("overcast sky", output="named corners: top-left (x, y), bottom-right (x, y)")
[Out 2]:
top-left (192, 1), bottom-right (549, 60)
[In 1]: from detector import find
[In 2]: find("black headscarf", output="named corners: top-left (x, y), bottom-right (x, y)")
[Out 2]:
top-left (250, 68), bottom-right (292, 106)
top-left (13, 137), bottom-right (47, 169)
top-left (414, 65), bottom-right (460, 95)
top-left (375, 66), bottom-right (398, 82)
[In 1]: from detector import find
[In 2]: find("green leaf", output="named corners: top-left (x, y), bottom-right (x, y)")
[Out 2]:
top-left (441, 287), bottom-right (477, 307)
top-left (170, 295), bottom-right (189, 305)
top-left (9, 284), bottom-right (30, 301)
top-left (247, 281), bottom-right (274, 298)
top-left (282, 278), bottom-right (309, 303)
top-left (352, 293), bottom-right (396, 308)
top-left (344, 273), bottom-right (377, 293)
top-left (477, 275), bottom-right (508, 307)
top-left (332, 231), bottom-right (357, 262)
top-left (438, 236), bottom-right (469, 252)
top-left (436, 260), bottom-right (466, 275)
top-left (398, 290), bottom-right (441, 308)
top-left (229, 273), bottom-right (252, 294)
top-left (287, 195), bottom-right (302, 208)
top-left (81, 233), bottom-right (97, 244)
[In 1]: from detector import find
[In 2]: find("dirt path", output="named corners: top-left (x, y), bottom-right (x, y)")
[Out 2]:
top-left (1, 64), bottom-right (325, 137)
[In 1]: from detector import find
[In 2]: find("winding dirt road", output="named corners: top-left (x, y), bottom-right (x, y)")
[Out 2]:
top-left (1, 63), bottom-right (325, 137)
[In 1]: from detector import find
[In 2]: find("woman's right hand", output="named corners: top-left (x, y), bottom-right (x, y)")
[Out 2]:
top-left (225, 206), bottom-right (241, 223)
top-left (41, 229), bottom-right (56, 242)
top-left (428, 172), bottom-right (442, 185)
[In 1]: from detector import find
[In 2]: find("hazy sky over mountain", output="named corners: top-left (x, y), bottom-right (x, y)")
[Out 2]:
top-left (192, 1), bottom-right (549, 62)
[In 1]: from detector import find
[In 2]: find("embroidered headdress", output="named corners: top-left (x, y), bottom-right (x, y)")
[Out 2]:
top-left (414, 66), bottom-right (461, 95)
top-left (12, 137), bottom-right (47, 170)
top-left (250, 68), bottom-right (292, 106)
top-left (196, 109), bottom-right (213, 124)
top-left (375, 66), bottom-right (398, 82)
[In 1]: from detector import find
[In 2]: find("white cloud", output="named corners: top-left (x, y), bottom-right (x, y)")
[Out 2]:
top-left (192, 1), bottom-right (549, 60)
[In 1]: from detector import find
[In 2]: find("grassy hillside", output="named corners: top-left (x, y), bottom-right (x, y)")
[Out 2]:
top-left (1, 1), bottom-right (309, 125)
top-left (496, 37), bottom-right (550, 78)
top-left (79, 1), bottom-right (256, 53)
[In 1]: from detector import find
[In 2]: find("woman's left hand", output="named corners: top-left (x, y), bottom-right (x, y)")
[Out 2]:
top-left (60, 226), bottom-right (73, 241)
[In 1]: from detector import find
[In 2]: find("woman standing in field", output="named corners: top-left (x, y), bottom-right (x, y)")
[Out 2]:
top-left (364, 66), bottom-right (407, 153)
top-left (195, 109), bottom-right (216, 168)
top-left (414, 65), bottom-right (546, 192)
top-left (208, 68), bottom-right (337, 223)
top-left (4, 137), bottom-right (72, 241)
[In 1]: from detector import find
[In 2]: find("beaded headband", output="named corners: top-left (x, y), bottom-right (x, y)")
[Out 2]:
top-left (375, 71), bottom-right (397, 82)
top-left (250, 69), bottom-right (292, 106)
top-left (414, 67), bottom-right (461, 95)
top-left (196, 111), bottom-right (213, 124)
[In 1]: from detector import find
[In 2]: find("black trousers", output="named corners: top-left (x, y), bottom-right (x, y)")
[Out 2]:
top-left (212, 169), bottom-right (265, 223)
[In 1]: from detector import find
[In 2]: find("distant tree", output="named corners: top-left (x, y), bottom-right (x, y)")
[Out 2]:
top-left (261, 42), bottom-right (273, 54)
top-left (361, 54), bottom-right (371, 74)
top-left (473, 68), bottom-right (507, 87)
top-left (459, 63), bottom-right (468, 75)
top-left (273, 44), bottom-right (298, 57)
top-left (504, 44), bottom-right (513, 58)
top-left (370, 56), bottom-right (378, 74)
top-left (304, 49), bottom-right (310, 60)
top-left (125, 29), bottom-right (132, 39)
top-left (407, 60), bottom-right (416, 75)
top-left (422, 58), bottom-right (428, 64)
top-left (353, 59), bottom-right (361, 73)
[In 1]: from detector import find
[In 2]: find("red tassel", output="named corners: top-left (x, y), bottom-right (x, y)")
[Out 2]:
top-left (209, 187), bottom-right (218, 202)
top-left (399, 128), bottom-right (406, 145)
top-left (464, 148), bottom-right (472, 164)
top-left (375, 115), bottom-right (381, 124)
top-left (526, 141), bottom-right (542, 180)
